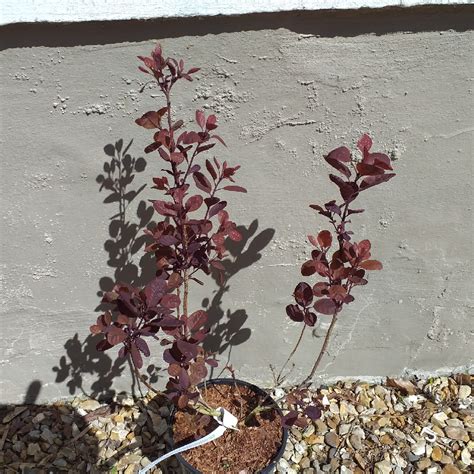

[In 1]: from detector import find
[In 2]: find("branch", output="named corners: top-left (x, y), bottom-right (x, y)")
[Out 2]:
top-left (276, 324), bottom-right (306, 385)
top-left (301, 310), bottom-right (338, 386)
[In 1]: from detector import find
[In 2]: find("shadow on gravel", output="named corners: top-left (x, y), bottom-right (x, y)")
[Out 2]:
top-left (0, 381), bottom-right (185, 473)
top-left (0, 381), bottom-right (99, 472)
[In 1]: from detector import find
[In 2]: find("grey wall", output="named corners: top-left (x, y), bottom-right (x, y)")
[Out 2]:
top-left (1, 6), bottom-right (473, 403)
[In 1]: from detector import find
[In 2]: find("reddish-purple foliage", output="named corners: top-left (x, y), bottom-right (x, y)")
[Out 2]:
top-left (91, 44), bottom-right (246, 408)
top-left (282, 134), bottom-right (396, 427)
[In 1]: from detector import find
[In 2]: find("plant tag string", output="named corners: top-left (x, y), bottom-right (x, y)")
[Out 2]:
top-left (139, 407), bottom-right (238, 474)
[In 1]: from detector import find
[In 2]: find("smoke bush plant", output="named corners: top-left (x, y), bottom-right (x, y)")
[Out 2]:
top-left (280, 135), bottom-right (396, 423)
top-left (90, 44), bottom-right (246, 409)
top-left (90, 43), bottom-right (396, 433)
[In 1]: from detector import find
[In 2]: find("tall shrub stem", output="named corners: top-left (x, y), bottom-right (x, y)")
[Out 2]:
top-left (302, 311), bottom-right (338, 386)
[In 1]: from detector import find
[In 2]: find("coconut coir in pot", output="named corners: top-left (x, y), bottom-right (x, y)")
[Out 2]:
top-left (173, 384), bottom-right (283, 473)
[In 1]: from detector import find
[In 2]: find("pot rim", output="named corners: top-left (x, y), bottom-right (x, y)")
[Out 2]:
top-left (168, 377), bottom-right (288, 474)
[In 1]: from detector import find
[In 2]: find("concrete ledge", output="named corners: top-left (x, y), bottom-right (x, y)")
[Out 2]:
top-left (1, 0), bottom-right (472, 25)
top-left (1, 5), bottom-right (473, 51)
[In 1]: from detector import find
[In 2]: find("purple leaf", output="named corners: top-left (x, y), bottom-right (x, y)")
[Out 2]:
top-left (193, 172), bottom-right (212, 194)
top-left (185, 195), bottom-right (204, 213)
top-left (301, 260), bottom-right (316, 276)
top-left (206, 159), bottom-right (217, 180)
top-left (144, 142), bottom-right (161, 154)
top-left (208, 201), bottom-right (227, 218)
top-left (325, 201), bottom-right (341, 215)
top-left (371, 152), bottom-right (393, 170)
top-left (179, 368), bottom-right (191, 390)
top-left (294, 282), bottom-right (313, 307)
top-left (326, 146), bottom-right (351, 162)
top-left (196, 110), bottom-right (205, 129)
top-left (314, 298), bottom-right (337, 315)
top-left (357, 134), bottom-right (373, 153)
top-left (130, 344), bottom-right (143, 369)
top-left (325, 156), bottom-right (351, 178)
top-left (281, 411), bottom-right (299, 427)
top-left (106, 326), bottom-right (127, 346)
top-left (359, 173), bottom-right (395, 190)
top-left (329, 174), bottom-right (359, 202)
top-left (158, 317), bottom-right (184, 328)
top-left (145, 277), bottom-right (168, 307)
top-left (347, 208), bottom-right (365, 215)
top-left (135, 337), bottom-right (150, 357)
top-left (187, 310), bottom-right (208, 331)
top-left (176, 340), bottom-right (198, 361)
top-left (304, 310), bottom-right (317, 327)
top-left (286, 304), bottom-right (304, 322)
top-left (223, 185), bottom-right (247, 193)
top-left (205, 358), bottom-right (219, 367)
top-left (161, 294), bottom-right (180, 309)
top-left (153, 200), bottom-right (177, 216)
top-left (304, 405), bottom-right (321, 420)
top-left (159, 234), bottom-right (178, 246)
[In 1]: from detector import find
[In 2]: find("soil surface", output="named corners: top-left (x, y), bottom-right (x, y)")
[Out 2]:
top-left (173, 383), bottom-right (284, 473)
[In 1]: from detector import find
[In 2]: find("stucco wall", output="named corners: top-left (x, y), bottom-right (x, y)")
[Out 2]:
top-left (1, 0), bottom-right (470, 24)
top-left (1, 6), bottom-right (473, 403)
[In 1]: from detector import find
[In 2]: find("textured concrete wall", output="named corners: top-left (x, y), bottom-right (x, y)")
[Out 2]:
top-left (1, 7), bottom-right (473, 403)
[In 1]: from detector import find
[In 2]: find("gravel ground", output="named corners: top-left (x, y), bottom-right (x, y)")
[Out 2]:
top-left (0, 374), bottom-right (471, 473)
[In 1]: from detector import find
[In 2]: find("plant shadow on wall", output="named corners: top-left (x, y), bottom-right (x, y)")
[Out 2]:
top-left (203, 220), bottom-right (275, 367)
top-left (52, 139), bottom-right (160, 400)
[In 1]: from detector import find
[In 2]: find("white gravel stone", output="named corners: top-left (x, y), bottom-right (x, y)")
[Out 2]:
top-left (411, 440), bottom-right (426, 456)
top-left (458, 385), bottom-right (471, 399)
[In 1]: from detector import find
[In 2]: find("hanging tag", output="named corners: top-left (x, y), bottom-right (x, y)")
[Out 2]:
top-left (138, 407), bottom-right (238, 474)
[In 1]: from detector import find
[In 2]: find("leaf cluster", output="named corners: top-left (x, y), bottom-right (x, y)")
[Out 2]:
top-left (283, 134), bottom-right (396, 426)
top-left (91, 44), bottom-right (246, 408)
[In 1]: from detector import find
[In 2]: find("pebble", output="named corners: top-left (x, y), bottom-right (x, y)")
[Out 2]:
top-left (78, 399), bottom-right (101, 411)
top-left (441, 466), bottom-right (462, 474)
top-left (445, 418), bottom-right (463, 427)
top-left (460, 447), bottom-right (471, 465)
top-left (431, 445), bottom-right (443, 462)
top-left (1, 375), bottom-right (471, 473)
top-left (339, 423), bottom-right (351, 435)
top-left (303, 424), bottom-right (315, 437)
top-left (417, 457), bottom-right (432, 470)
top-left (440, 454), bottom-right (453, 464)
top-left (374, 460), bottom-right (393, 474)
top-left (3, 407), bottom-right (27, 424)
top-left (349, 433), bottom-right (363, 450)
top-left (300, 457), bottom-right (311, 469)
top-left (153, 417), bottom-right (168, 437)
top-left (411, 439), bottom-right (426, 456)
top-left (40, 428), bottom-right (55, 444)
top-left (26, 443), bottom-right (41, 456)
top-left (314, 419), bottom-right (328, 433)
top-left (53, 458), bottom-right (67, 468)
top-left (294, 442), bottom-right (306, 454)
top-left (432, 411), bottom-right (449, 427)
top-left (32, 412), bottom-right (46, 424)
top-left (324, 431), bottom-right (340, 448)
top-left (444, 426), bottom-right (468, 441)
top-left (291, 451), bottom-right (302, 463)
top-left (458, 385), bottom-right (471, 399)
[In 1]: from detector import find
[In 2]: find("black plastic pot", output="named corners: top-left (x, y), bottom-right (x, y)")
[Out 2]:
top-left (169, 378), bottom-right (288, 474)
